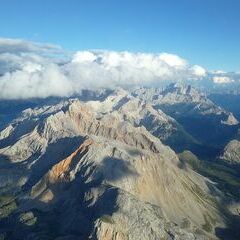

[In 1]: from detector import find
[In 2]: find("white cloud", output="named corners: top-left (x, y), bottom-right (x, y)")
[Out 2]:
top-left (72, 51), bottom-right (97, 63)
top-left (0, 46), bottom-right (208, 99)
top-left (212, 76), bottom-right (233, 84)
top-left (191, 65), bottom-right (206, 77)
top-left (22, 62), bottom-right (43, 73)
top-left (0, 64), bottom-right (73, 99)
top-left (0, 38), bottom-right (237, 99)
top-left (0, 43), bottom-right (64, 76)
top-left (159, 53), bottom-right (187, 68)
top-left (212, 70), bottom-right (227, 74)
top-left (0, 38), bottom-right (62, 54)
top-left (66, 51), bottom-right (192, 89)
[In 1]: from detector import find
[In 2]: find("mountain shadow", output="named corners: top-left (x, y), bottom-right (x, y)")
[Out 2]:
top-left (0, 153), bottom-right (137, 239)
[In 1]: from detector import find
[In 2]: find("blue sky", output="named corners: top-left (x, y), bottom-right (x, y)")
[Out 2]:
top-left (0, 0), bottom-right (239, 71)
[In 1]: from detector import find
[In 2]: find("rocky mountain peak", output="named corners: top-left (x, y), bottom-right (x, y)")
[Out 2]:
top-left (0, 86), bottom-right (239, 239)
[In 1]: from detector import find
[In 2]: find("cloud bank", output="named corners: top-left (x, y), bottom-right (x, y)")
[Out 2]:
top-left (0, 38), bottom-right (62, 54)
top-left (0, 38), bottom-right (238, 99)
top-left (213, 76), bottom-right (233, 84)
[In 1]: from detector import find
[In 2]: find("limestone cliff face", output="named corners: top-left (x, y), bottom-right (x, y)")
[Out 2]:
top-left (86, 89), bottom-right (196, 146)
top-left (221, 139), bottom-right (240, 164)
top-left (93, 220), bottom-right (126, 240)
top-left (48, 138), bottom-right (93, 183)
top-left (28, 136), bottom-right (222, 238)
top-left (132, 84), bottom-right (238, 120)
top-left (132, 85), bottom-right (239, 150)
top-left (0, 92), bottom-right (227, 239)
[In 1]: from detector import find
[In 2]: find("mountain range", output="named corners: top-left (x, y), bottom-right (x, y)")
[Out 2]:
top-left (0, 83), bottom-right (240, 240)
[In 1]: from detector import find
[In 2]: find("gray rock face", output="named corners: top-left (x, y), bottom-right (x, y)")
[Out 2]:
top-left (85, 89), bottom-right (198, 152)
top-left (132, 83), bottom-right (238, 124)
top-left (221, 140), bottom-right (240, 164)
top-left (91, 190), bottom-right (201, 240)
top-left (26, 135), bottom-right (220, 239)
top-left (132, 84), bottom-right (239, 150)
top-left (221, 113), bottom-right (239, 126)
top-left (0, 92), bottom-right (226, 239)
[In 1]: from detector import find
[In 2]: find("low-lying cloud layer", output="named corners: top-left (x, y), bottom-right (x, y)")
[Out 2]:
top-left (0, 38), bottom-right (239, 99)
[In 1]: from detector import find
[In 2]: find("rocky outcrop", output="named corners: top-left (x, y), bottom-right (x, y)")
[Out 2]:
top-left (221, 113), bottom-right (239, 126)
top-left (86, 89), bottom-right (198, 152)
top-left (91, 190), bottom-right (201, 240)
top-left (0, 88), bottom-right (230, 239)
top-left (25, 134), bottom-right (223, 239)
top-left (132, 84), bottom-right (239, 150)
top-left (133, 83), bottom-right (238, 125)
top-left (221, 140), bottom-right (240, 164)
